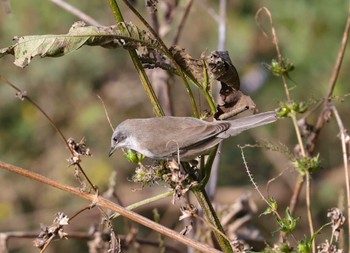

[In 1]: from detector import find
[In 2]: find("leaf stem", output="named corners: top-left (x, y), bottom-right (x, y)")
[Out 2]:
top-left (120, 0), bottom-right (200, 117)
top-left (192, 189), bottom-right (233, 252)
top-left (108, 0), bottom-right (164, 116)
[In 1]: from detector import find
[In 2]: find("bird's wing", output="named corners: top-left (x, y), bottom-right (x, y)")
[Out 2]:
top-left (140, 117), bottom-right (228, 159)
top-left (161, 118), bottom-right (230, 159)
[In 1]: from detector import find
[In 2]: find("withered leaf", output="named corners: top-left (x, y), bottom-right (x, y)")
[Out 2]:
top-left (0, 21), bottom-right (161, 68)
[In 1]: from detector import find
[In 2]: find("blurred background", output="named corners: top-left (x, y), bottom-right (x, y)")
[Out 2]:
top-left (0, 0), bottom-right (350, 252)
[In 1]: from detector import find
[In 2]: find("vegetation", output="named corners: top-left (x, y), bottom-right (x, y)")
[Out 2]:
top-left (0, 1), bottom-right (349, 252)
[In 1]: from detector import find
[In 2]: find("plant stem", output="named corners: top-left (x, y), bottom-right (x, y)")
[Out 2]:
top-left (120, 0), bottom-right (200, 117)
top-left (331, 105), bottom-right (350, 252)
top-left (110, 190), bottom-right (174, 219)
top-left (193, 188), bottom-right (233, 253)
top-left (0, 160), bottom-right (222, 253)
top-left (108, 0), bottom-right (164, 117)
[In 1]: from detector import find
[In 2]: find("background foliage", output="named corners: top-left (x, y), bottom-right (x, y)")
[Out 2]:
top-left (0, 0), bottom-right (349, 252)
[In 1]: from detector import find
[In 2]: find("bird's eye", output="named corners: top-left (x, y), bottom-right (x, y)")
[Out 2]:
top-left (114, 133), bottom-right (126, 143)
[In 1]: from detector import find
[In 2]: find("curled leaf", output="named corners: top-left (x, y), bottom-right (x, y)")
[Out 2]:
top-left (0, 21), bottom-right (161, 68)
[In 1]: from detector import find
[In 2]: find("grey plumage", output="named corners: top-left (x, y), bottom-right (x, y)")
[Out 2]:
top-left (109, 111), bottom-right (277, 161)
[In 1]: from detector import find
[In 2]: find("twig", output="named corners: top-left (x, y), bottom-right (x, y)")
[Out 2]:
top-left (256, 9), bottom-right (315, 249)
top-left (147, 0), bottom-right (159, 35)
top-left (40, 234), bottom-right (55, 253)
top-left (196, 0), bottom-right (220, 23)
top-left (0, 231), bottom-right (183, 253)
top-left (172, 0), bottom-right (193, 45)
top-left (50, 0), bottom-right (102, 26)
top-left (120, 0), bottom-right (200, 118)
top-left (192, 189), bottom-right (233, 252)
top-left (0, 160), bottom-right (222, 253)
top-left (239, 146), bottom-right (269, 206)
top-left (193, 213), bottom-right (231, 242)
top-left (330, 105), bottom-right (350, 244)
top-left (110, 191), bottom-right (174, 219)
top-left (108, 0), bottom-right (165, 117)
top-left (206, 0), bottom-right (227, 202)
top-left (255, 7), bottom-right (291, 101)
top-left (97, 95), bottom-right (114, 131)
top-left (0, 75), bottom-right (96, 192)
top-left (306, 2), bottom-right (350, 154)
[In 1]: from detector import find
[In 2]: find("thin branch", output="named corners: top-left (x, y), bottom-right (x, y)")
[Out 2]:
top-left (196, 0), bottom-right (220, 23)
top-left (255, 7), bottom-right (291, 101)
top-left (50, 0), bottom-right (102, 26)
top-left (97, 95), bottom-right (114, 131)
top-left (0, 160), bottom-right (222, 253)
top-left (206, 0), bottom-right (227, 202)
top-left (256, 8), bottom-right (315, 250)
top-left (330, 105), bottom-right (350, 243)
top-left (307, 1), bottom-right (350, 155)
top-left (120, 0), bottom-right (199, 117)
top-left (172, 0), bottom-right (193, 45)
top-left (0, 75), bottom-right (97, 192)
top-left (0, 231), bottom-right (183, 253)
top-left (108, 0), bottom-right (165, 117)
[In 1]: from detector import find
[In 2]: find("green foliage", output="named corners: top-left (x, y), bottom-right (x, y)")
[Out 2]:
top-left (297, 236), bottom-right (313, 253)
top-left (277, 101), bottom-right (308, 118)
top-left (123, 149), bottom-right (145, 164)
top-left (261, 197), bottom-right (278, 216)
top-left (267, 58), bottom-right (295, 77)
top-left (1, 0), bottom-right (350, 252)
top-left (293, 154), bottom-right (321, 175)
top-left (276, 208), bottom-right (299, 234)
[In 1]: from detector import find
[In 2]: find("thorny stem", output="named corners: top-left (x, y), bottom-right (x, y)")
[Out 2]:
top-left (0, 160), bottom-right (222, 253)
top-left (256, 8), bottom-right (314, 250)
top-left (240, 146), bottom-right (283, 221)
top-left (0, 75), bottom-right (97, 192)
top-left (108, 0), bottom-right (165, 117)
top-left (255, 7), bottom-right (307, 221)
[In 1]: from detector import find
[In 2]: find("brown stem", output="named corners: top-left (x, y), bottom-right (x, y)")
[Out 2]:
top-left (0, 75), bottom-right (97, 192)
top-left (0, 160), bottom-right (222, 253)
top-left (306, 2), bottom-right (350, 155)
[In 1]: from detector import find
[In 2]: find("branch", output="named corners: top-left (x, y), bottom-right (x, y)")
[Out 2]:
top-left (0, 160), bottom-right (222, 253)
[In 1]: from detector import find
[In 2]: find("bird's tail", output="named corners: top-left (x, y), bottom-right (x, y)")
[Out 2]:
top-left (221, 111), bottom-right (277, 137)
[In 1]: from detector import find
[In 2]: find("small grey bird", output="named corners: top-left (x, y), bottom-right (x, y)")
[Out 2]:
top-left (109, 111), bottom-right (277, 161)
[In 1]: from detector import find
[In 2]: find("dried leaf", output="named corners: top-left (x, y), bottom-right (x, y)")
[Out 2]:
top-left (169, 46), bottom-right (205, 85)
top-left (0, 21), bottom-right (161, 68)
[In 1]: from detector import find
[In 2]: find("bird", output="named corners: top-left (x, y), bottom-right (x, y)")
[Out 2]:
top-left (109, 111), bottom-right (277, 161)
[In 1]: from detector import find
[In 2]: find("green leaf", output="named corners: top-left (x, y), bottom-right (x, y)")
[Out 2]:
top-left (0, 21), bottom-right (161, 68)
top-left (293, 154), bottom-right (321, 175)
top-left (261, 197), bottom-right (278, 216)
top-left (276, 207), bottom-right (299, 234)
top-left (124, 149), bottom-right (144, 163)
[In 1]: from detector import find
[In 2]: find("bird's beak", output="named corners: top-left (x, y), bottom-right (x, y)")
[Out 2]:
top-left (108, 146), bottom-right (117, 157)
